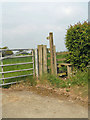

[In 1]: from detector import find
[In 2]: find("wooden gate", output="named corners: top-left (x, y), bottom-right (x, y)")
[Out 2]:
top-left (0, 49), bottom-right (35, 86)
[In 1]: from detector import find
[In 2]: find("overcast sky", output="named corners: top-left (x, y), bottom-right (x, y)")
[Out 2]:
top-left (0, 2), bottom-right (88, 51)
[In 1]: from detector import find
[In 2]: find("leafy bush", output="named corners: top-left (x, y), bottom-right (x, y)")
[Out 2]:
top-left (65, 21), bottom-right (89, 69)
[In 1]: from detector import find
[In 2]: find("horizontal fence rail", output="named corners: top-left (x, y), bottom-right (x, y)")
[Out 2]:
top-left (0, 48), bottom-right (33, 51)
top-left (56, 52), bottom-right (69, 55)
top-left (56, 58), bottom-right (66, 61)
top-left (0, 68), bottom-right (33, 74)
top-left (0, 74), bottom-right (33, 80)
top-left (0, 62), bottom-right (33, 67)
top-left (0, 49), bottom-right (35, 86)
top-left (1, 55), bottom-right (33, 60)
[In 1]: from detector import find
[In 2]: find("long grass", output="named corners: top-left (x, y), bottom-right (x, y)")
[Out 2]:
top-left (40, 68), bottom-right (88, 89)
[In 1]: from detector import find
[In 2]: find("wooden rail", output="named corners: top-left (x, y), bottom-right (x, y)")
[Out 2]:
top-left (56, 52), bottom-right (69, 55)
top-left (56, 58), bottom-right (66, 61)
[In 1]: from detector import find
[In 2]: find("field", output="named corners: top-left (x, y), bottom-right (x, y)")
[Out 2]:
top-left (0, 52), bottom-right (68, 85)
top-left (0, 57), bottom-right (33, 84)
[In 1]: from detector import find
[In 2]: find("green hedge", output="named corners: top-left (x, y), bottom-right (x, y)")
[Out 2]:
top-left (65, 21), bottom-right (89, 69)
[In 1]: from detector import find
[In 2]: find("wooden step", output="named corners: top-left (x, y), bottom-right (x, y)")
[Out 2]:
top-left (57, 63), bottom-right (72, 66)
top-left (57, 72), bottom-right (66, 76)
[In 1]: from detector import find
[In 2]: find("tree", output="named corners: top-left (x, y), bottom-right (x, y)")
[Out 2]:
top-left (2, 46), bottom-right (13, 57)
top-left (65, 21), bottom-right (89, 69)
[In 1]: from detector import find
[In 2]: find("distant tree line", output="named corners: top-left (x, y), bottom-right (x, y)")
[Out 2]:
top-left (0, 46), bottom-right (13, 57)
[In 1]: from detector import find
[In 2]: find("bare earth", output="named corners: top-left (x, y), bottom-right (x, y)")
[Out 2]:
top-left (2, 89), bottom-right (88, 118)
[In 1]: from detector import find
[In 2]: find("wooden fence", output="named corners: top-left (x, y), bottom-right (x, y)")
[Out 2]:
top-left (0, 32), bottom-right (73, 86)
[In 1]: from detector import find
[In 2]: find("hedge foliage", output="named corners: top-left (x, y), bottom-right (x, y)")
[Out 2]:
top-left (65, 21), bottom-right (89, 69)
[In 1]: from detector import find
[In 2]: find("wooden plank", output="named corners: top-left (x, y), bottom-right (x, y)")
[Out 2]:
top-left (0, 62), bottom-right (33, 67)
top-left (35, 48), bottom-right (39, 78)
top-left (56, 58), bottom-right (66, 61)
top-left (57, 72), bottom-right (66, 76)
top-left (38, 45), bottom-right (43, 77)
top-left (57, 63), bottom-right (72, 66)
top-left (53, 45), bottom-right (57, 74)
top-left (1, 55), bottom-right (33, 60)
top-left (0, 74), bottom-right (33, 80)
top-left (43, 45), bottom-right (47, 73)
top-left (0, 68), bottom-right (33, 74)
top-left (56, 52), bottom-right (69, 55)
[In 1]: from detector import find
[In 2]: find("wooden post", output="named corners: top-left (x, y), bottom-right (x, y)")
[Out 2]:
top-left (53, 45), bottom-right (57, 75)
top-left (32, 49), bottom-right (35, 77)
top-left (38, 45), bottom-right (43, 77)
top-left (49, 32), bottom-right (54, 74)
top-left (43, 45), bottom-right (47, 73)
top-left (0, 51), bottom-right (4, 84)
top-left (67, 65), bottom-right (72, 78)
top-left (35, 48), bottom-right (39, 78)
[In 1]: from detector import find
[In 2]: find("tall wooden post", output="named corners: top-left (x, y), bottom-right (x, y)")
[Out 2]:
top-left (43, 45), bottom-right (47, 73)
top-left (35, 48), bottom-right (39, 78)
top-left (53, 45), bottom-right (57, 75)
top-left (49, 32), bottom-right (54, 74)
top-left (38, 45), bottom-right (43, 77)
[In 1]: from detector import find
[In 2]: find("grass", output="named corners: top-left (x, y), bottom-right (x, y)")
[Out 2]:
top-left (39, 68), bottom-right (88, 89)
top-left (0, 56), bottom-right (34, 85)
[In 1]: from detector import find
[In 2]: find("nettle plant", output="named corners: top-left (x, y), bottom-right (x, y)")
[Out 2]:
top-left (65, 21), bottom-right (89, 69)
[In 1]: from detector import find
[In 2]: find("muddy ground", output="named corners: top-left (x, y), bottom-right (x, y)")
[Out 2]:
top-left (1, 84), bottom-right (88, 118)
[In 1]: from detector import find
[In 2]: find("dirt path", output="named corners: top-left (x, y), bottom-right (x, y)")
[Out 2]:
top-left (2, 89), bottom-right (88, 118)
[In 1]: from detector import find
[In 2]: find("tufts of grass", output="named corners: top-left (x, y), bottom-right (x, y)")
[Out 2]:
top-left (39, 68), bottom-right (88, 89)
top-left (67, 68), bottom-right (88, 86)
top-left (39, 73), bottom-right (67, 88)
top-left (25, 76), bottom-right (37, 86)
